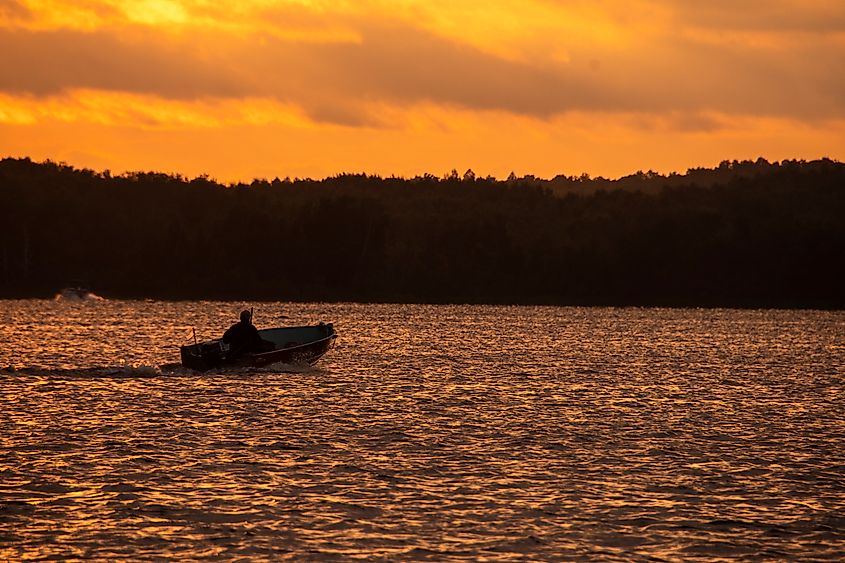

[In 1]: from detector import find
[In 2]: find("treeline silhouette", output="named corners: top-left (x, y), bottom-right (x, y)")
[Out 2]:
top-left (1, 157), bottom-right (843, 308)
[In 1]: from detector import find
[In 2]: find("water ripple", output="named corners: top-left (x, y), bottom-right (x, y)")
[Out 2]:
top-left (0, 301), bottom-right (843, 560)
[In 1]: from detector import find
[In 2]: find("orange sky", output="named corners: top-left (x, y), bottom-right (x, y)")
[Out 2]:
top-left (1, 0), bottom-right (843, 181)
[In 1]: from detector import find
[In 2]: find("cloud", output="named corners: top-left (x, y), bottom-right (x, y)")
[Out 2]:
top-left (0, 3), bottom-right (843, 125)
top-left (0, 23), bottom-right (597, 116)
top-left (0, 0), bottom-right (30, 22)
top-left (538, 0), bottom-right (845, 34)
top-left (0, 28), bottom-right (246, 97)
top-left (203, 20), bottom-right (845, 120)
top-left (667, 0), bottom-right (845, 33)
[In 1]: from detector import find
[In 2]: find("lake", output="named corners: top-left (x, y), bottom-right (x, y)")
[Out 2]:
top-left (1, 300), bottom-right (843, 560)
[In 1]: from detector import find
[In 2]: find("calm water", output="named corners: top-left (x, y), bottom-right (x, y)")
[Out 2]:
top-left (1, 300), bottom-right (843, 561)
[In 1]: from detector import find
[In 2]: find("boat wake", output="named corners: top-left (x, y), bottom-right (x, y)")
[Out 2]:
top-left (1, 365), bottom-right (167, 379)
top-left (1, 361), bottom-right (319, 379)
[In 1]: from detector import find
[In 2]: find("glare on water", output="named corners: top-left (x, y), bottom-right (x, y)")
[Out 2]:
top-left (1, 300), bottom-right (843, 560)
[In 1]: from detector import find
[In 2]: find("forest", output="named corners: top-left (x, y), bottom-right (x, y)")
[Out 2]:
top-left (1, 156), bottom-right (843, 308)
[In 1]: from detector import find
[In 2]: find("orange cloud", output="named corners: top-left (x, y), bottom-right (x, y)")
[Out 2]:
top-left (2, 18), bottom-right (842, 120)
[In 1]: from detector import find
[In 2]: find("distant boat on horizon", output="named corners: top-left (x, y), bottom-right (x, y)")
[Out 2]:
top-left (55, 286), bottom-right (104, 301)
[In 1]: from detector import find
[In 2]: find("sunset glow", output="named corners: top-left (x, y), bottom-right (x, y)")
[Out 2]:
top-left (1, 0), bottom-right (843, 180)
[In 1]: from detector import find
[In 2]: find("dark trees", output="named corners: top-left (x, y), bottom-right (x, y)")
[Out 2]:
top-left (1, 157), bottom-right (843, 308)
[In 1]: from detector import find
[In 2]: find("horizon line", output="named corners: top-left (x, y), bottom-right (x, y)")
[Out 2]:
top-left (3, 154), bottom-right (841, 185)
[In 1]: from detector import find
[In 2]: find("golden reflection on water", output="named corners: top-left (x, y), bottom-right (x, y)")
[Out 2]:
top-left (1, 301), bottom-right (844, 560)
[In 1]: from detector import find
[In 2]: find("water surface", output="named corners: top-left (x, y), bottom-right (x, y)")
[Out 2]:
top-left (1, 301), bottom-right (843, 560)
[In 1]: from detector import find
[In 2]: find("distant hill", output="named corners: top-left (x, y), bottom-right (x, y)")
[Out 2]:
top-left (1, 156), bottom-right (843, 308)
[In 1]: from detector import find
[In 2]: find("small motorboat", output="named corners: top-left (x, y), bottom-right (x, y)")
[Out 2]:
top-left (180, 322), bottom-right (337, 372)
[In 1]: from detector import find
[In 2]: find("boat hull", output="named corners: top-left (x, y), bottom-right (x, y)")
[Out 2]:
top-left (180, 323), bottom-right (337, 372)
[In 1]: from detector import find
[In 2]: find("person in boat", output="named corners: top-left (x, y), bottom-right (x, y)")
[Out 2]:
top-left (222, 310), bottom-right (274, 357)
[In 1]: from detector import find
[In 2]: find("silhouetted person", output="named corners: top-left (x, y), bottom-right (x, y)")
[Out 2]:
top-left (222, 310), bottom-right (272, 357)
